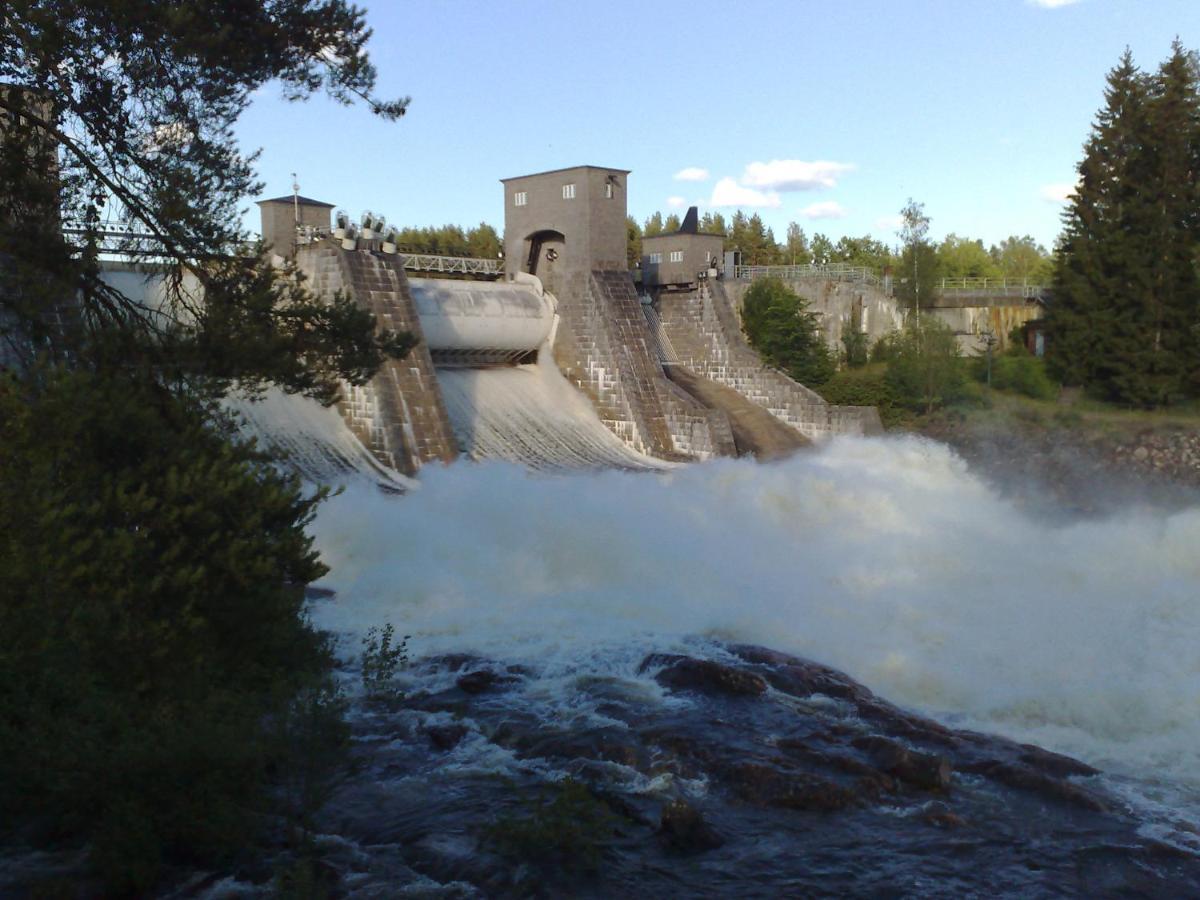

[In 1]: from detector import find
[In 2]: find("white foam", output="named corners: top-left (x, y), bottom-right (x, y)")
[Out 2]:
top-left (308, 435), bottom-right (1200, 816)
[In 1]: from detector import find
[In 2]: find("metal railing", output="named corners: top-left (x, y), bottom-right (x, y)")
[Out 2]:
top-left (398, 253), bottom-right (502, 276)
top-left (735, 263), bottom-right (886, 289)
top-left (939, 277), bottom-right (1046, 299)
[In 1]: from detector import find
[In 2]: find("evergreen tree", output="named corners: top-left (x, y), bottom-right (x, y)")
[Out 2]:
top-left (1145, 41), bottom-right (1200, 399)
top-left (1044, 47), bottom-right (1200, 406)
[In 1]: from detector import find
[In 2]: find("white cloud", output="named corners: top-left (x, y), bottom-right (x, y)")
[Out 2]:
top-left (673, 167), bottom-right (710, 182)
top-left (666, 196), bottom-right (687, 209)
top-left (1027, 0), bottom-right (1081, 8)
top-left (1040, 182), bottom-right (1076, 203)
top-left (741, 159), bottom-right (854, 191)
top-left (709, 177), bottom-right (782, 209)
top-left (800, 201), bottom-right (847, 220)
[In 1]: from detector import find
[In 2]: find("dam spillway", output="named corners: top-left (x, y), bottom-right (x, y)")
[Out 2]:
top-left (245, 169), bottom-right (882, 483)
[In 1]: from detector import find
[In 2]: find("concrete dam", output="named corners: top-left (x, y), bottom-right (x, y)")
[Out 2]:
top-left (241, 165), bottom-right (882, 482)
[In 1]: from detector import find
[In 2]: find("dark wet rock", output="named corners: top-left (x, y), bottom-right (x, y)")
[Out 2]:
top-left (500, 727), bottom-right (644, 769)
top-left (456, 669), bottom-right (516, 694)
top-left (425, 723), bottom-right (469, 751)
top-left (657, 799), bottom-right (725, 853)
top-left (852, 736), bottom-right (953, 792)
top-left (721, 761), bottom-right (858, 812)
top-left (639, 654), bottom-right (767, 696)
top-left (960, 760), bottom-right (1108, 813)
top-left (1019, 744), bottom-right (1100, 778)
top-left (921, 801), bottom-right (968, 829)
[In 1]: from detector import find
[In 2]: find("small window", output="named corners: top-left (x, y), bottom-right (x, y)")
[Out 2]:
top-left (648, 252), bottom-right (663, 264)
top-left (514, 191), bottom-right (527, 206)
top-left (562, 183), bottom-right (576, 200)
top-left (605, 181), bottom-right (614, 199)
top-left (669, 250), bottom-right (684, 263)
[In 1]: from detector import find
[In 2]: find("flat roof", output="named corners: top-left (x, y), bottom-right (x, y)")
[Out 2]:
top-left (643, 230), bottom-right (726, 241)
top-left (501, 164), bottom-right (631, 183)
top-left (256, 195), bottom-right (335, 208)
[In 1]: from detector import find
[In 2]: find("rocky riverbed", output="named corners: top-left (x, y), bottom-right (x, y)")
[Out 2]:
top-left (193, 640), bottom-right (1199, 898)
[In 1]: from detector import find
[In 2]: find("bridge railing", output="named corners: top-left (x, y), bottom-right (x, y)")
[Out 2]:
top-left (735, 263), bottom-right (886, 288)
top-left (939, 277), bottom-right (1046, 299)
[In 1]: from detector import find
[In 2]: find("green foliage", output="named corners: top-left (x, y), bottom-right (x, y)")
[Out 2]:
top-left (938, 234), bottom-right (1002, 279)
top-left (487, 779), bottom-right (618, 874)
top-left (361, 624), bottom-right (410, 704)
top-left (741, 276), bottom-right (835, 385)
top-left (392, 222), bottom-right (502, 260)
top-left (818, 365), bottom-right (904, 427)
top-left (0, 369), bottom-right (344, 892)
top-left (973, 351), bottom-right (1059, 400)
top-left (892, 199), bottom-right (941, 312)
top-left (884, 315), bottom-right (966, 413)
top-left (1046, 43), bottom-right (1200, 408)
top-left (841, 328), bottom-right (870, 368)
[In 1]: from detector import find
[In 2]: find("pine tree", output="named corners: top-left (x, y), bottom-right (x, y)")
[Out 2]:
top-left (1145, 41), bottom-right (1200, 400)
top-left (1047, 50), bottom-right (1156, 401)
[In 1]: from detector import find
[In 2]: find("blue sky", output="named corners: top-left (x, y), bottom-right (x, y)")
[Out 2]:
top-left (236, 0), bottom-right (1198, 251)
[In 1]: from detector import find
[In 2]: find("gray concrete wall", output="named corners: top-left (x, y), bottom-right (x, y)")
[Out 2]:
top-left (722, 277), bottom-right (903, 355)
top-left (927, 299), bottom-right (1044, 355)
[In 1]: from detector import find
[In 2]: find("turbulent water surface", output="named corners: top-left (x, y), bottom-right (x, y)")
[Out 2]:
top-left (292, 435), bottom-right (1200, 895)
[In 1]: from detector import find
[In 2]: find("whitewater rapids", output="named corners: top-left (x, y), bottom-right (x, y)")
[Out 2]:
top-left (307, 434), bottom-right (1200, 836)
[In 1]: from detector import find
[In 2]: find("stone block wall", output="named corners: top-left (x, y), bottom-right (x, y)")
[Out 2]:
top-left (657, 281), bottom-right (882, 440)
top-left (549, 266), bottom-right (722, 459)
top-left (296, 243), bottom-right (458, 475)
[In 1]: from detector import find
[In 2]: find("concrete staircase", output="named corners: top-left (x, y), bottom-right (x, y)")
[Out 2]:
top-left (656, 280), bottom-right (882, 441)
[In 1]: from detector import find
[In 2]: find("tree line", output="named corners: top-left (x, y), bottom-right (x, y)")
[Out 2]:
top-left (1045, 41), bottom-right (1200, 408)
top-left (626, 208), bottom-right (1054, 284)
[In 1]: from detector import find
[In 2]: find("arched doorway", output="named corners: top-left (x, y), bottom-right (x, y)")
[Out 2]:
top-left (523, 229), bottom-right (566, 294)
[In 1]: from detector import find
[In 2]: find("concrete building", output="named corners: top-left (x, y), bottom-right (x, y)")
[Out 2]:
top-left (641, 207), bottom-right (725, 290)
top-left (500, 165), bottom-right (629, 296)
top-left (256, 194), bottom-right (335, 257)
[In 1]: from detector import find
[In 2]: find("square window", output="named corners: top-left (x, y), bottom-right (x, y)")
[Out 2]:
top-left (562, 183), bottom-right (576, 200)
top-left (669, 250), bottom-right (684, 263)
top-left (514, 191), bottom-right (527, 206)
top-left (648, 252), bottom-right (662, 264)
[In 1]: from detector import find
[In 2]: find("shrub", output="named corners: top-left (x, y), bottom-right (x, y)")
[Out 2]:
top-left (884, 315), bottom-right (968, 413)
top-left (742, 276), bottom-right (835, 386)
top-left (361, 624), bottom-right (410, 704)
top-left (983, 354), bottom-right (1058, 401)
top-left (817, 365), bottom-right (904, 427)
top-left (0, 368), bottom-right (343, 893)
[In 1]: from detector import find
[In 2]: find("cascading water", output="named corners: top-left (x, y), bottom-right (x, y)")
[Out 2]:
top-left (226, 387), bottom-right (414, 490)
top-left (296, 434), bottom-right (1200, 894)
top-left (435, 357), bottom-right (666, 471)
